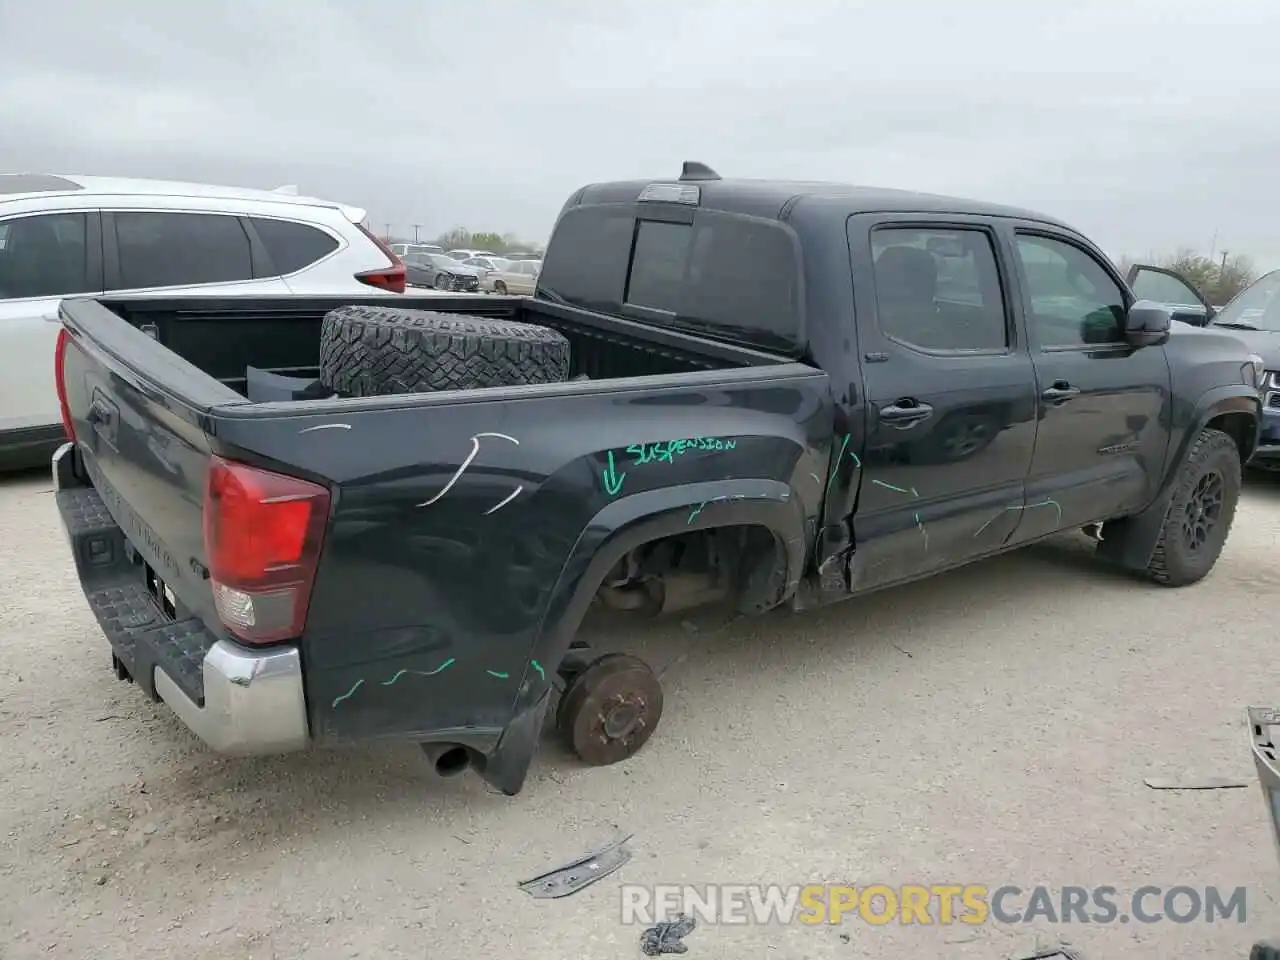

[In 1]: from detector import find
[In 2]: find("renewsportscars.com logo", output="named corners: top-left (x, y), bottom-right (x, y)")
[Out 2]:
top-left (619, 884), bottom-right (1248, 926)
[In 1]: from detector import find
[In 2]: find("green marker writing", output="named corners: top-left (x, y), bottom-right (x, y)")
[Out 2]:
top-left (602, 450), bottom-right (626, 496)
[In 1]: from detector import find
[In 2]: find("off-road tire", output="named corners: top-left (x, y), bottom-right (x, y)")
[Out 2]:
top-left (1144, 427), bottom-right (1241, 586)
top-left (318, 305), bottom-right (571, 397)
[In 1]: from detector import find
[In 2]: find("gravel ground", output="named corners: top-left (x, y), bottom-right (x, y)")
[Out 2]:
top-left (1, 467), bottom-right (1278, 960)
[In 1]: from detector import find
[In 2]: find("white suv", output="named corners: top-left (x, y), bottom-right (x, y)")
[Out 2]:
top-left (0, 173), bottom-right (406, 470)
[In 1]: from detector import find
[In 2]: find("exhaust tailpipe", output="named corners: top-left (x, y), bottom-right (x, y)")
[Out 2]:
top-left (420, 743), bottom-right (472, 778)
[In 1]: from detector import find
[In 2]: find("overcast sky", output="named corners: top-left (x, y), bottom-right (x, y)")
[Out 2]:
top-left (2, 0), bottom-right (1278, 266)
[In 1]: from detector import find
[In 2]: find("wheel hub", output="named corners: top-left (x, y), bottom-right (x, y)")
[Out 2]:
top-left (1181, 469), bottom-right (1224, 552)
top-left (601, 696), bottom-right (642, 739)
top-left (556, 653), bottom-right (664, 766)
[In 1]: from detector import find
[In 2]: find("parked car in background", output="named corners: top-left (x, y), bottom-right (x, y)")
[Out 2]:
top-left (424, 252), bottom-right (482, 292)
top-left (486, 258), bottom-right (541, 295)
top-left (402, 251), bottom-right (440, 288)
top-left (1126, 263), bottom-right (1217, 327)
top-left (391, 242), bottom-right (443, 258)
top-left (462, 255), bottom-right (510, 277)
top-left (0, 172), bottom-right (404, 471)
top-left (446, 248), bottom-right (500, 261)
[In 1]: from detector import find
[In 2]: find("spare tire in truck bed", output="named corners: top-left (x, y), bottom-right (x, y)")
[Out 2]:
top-left (318, 305), bottom-right (572, 396)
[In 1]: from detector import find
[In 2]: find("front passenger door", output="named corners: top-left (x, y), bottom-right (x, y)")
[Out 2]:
top-left (1010, 230), bottom-right (1171, 541)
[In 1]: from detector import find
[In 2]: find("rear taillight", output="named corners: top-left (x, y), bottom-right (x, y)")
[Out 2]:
top-left (54, 326), bottom-right (76, 443)
top-left (202, 456), bottom-right (330, 645)
top-left (354, 222), bottom-right (406, 294)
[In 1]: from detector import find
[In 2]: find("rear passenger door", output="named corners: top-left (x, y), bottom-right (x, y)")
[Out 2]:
top-left (846, 214), bottom-right (1039, 590)
top-left (102, 210), bottom-right (290, 297)
top-left (1006, 228), bottom-right (1170, 538)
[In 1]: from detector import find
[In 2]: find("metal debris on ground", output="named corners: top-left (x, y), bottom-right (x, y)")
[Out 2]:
top-left (640, 913), bottom-right (696, 956)
top-left (1013, 945), bottom-right (1083, 960)
top-left (1143, 776), bottom-right (1250, 790)
top-left (517, 834), bottom-right (633, 899)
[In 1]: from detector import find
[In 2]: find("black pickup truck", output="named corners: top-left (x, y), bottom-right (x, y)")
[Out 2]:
top-left (52, 162), bottom-right (1263, 796)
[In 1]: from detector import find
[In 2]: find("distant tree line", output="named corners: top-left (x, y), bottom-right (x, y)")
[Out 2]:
top-left (383, 227), bottom-right (544, 257)
top-left (1116, 249), bottom-right (1258, 306)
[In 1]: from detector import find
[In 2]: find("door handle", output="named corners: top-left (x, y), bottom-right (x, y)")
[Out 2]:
top-left (1041, 382), bottom-right (1081, 404)
top-left (879, 399), bottom-right (934, 426)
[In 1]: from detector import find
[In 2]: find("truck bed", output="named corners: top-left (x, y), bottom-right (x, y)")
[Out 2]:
top-left (54, 291), bottom-right (830, 793)
top-left (92, 293), bottom-right (777, 397)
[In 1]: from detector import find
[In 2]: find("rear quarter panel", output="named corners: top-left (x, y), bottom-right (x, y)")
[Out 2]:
top-left (212, 366), bottom-right (833, 744)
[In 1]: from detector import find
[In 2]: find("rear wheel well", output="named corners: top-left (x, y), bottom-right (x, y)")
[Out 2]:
top-left (1204, 411), bottom-right (1255, 465)
top-left (592, 523), bottom-right (787, 619)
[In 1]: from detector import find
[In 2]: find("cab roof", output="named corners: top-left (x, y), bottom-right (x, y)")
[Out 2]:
top-left (568, 161), bottom-right (1070, 230)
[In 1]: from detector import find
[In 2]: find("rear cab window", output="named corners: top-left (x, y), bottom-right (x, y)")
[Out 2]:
top-left (537, 202), bottom-right (802, 354)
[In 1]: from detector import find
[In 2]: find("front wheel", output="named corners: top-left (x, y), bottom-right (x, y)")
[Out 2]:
top-left (1145, 427), bottom-right (1241, 586)
top-left (494, 281), bottom-right (507, 295)
top-left (434, 273), bottom-right (449, 290)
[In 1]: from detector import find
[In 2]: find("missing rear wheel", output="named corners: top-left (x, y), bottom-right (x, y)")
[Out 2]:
top-left (556, 653), bottom-right (663, 766)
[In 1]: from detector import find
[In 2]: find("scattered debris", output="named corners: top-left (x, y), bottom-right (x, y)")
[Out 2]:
top-left (518, 834), bottom-right (633, 899)
top-left (1012, 945), bottom-right (1082, 960)
top-left (1143, 776), bottom-right (1250, 790)
top-left (641, 913), bottom-right (696, 956)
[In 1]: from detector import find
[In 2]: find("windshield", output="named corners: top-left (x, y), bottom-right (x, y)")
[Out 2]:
top-left (1211, 269), bottom-right (1280, 330)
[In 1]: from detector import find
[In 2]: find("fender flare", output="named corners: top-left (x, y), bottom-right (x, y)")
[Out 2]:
top-left (478, 478), bottom-right (804, 794)
top-left (1162, 387), bottom-right (1260, 486)
top-left (1098, 387), bottom-right (1259, 572)
top-left (536, 477), bottom-right (806, 666)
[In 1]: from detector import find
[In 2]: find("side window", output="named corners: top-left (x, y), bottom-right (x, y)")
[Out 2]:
top-left (0, 213), bottom-right (90, 300)
top-left (250, 218), bottom-right (339, 275)
top-left (1015, 235), bottom-right (1125, 347)
top-left (870, 226), bottom-right (1008, 352)
top-left (114, 212), bottom-right (253, 289)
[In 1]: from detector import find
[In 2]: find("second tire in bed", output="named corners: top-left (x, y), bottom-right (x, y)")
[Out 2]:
top-left (318, 305), bottom-right (571, 396)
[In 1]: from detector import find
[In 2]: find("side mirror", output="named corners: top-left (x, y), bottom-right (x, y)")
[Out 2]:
top-left (1125, 300), bottom-right (1173, 347)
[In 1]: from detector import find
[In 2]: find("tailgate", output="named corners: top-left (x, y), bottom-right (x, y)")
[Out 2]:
top-left (56, 298), bottom-right (246, 699)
